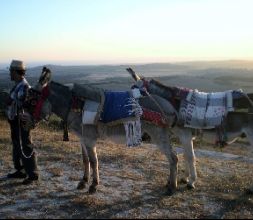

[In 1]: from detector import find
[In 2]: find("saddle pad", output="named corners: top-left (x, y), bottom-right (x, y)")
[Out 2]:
top-left (100, 91), bottom-right (135, 123)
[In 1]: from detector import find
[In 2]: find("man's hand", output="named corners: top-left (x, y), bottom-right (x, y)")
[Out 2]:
top-left (20, 112), bottom-right (32, 122)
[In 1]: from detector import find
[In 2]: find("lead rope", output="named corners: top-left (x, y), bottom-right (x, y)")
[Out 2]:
top-left (18, 109), bottom-right (34, 159)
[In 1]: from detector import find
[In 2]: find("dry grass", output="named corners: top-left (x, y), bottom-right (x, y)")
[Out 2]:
top-left (0, 115), bottom-right (252, 219)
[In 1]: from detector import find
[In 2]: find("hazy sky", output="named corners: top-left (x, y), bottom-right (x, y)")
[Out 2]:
top-left (1, 0), bottom-right (253, 65)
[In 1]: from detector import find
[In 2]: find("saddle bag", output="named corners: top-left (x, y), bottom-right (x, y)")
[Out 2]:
top-left (82, 100), bottom-right (101, 125)
top-left (72, 84), bottom-right (105, 125)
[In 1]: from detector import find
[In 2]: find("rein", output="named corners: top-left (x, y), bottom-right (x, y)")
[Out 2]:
top-left (18, 109), bottom-right (35, 159)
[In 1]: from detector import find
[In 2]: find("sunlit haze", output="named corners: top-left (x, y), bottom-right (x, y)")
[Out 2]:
top-left (1, 0), bottom-right (253, 66)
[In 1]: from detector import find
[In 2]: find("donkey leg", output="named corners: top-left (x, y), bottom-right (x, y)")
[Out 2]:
top-left (87, 145), bottom-right (99, 194)
top-left (243, 126), bottom-right (253, 148)
top-left (167, 149), bottom-right (179, 195)
top-left (159, 128), bottom-right (178, 195)
top-left (77, 141), bottom-right (90, 190)
top-left (180, 129), bottom-right (197, 189)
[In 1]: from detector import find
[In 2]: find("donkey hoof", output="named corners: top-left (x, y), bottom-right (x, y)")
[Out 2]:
top-left (245, 188), bottom-right (253, 195)
top-left (88, 185), bottom-right (97, 194)
top-left (180, 178), bottom-right (189, 184)
top-left (187, 183), bottom-right (195, 190)
top-left (165, 181), bottom-right (170, 188)
top-left (77, 181), bottom-right (86, 190)
top-left (166, 188), bottom-right (176, 196)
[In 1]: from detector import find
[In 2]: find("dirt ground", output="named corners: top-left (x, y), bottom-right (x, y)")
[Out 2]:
top-left (0, 117), bottom-right (253, 219)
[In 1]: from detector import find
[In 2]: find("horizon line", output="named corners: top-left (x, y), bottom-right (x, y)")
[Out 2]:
top-left (1, 58), bottom-right (253, 69)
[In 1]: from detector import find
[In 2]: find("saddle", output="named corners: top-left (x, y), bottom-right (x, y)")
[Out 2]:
top-left (72, 84), bottom-right (143, 147)
top-left (72, 84), bottom-right (140, 125)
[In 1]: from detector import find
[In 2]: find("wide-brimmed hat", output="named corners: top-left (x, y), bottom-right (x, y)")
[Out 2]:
top-left (9, 60), bottom-right (26, 72)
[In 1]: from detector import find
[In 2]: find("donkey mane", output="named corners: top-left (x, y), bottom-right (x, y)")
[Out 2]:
top-left (49, 81), bottom-right (72, 120)
top-left (150, 79), bottom-right (175, 97)
top-left (149, 79), bottom-right (182, 111)
top-left (51, 81), bottom-right (70, 90)
top-left (150, 79), bottom-right (174, 91)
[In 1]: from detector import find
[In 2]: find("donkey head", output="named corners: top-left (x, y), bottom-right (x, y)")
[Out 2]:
top-left (126, 68), bottom-right (174, 99)
top-left (25, 67), bottom-right (52, 125)
top-left (126, 68), bottom-right (149, 94)
top-left (33, 67), bottom-right (52, 91)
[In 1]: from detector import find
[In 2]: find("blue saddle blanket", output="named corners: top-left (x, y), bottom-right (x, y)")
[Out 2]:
top-left (100, 91), bottom-right (135, 123)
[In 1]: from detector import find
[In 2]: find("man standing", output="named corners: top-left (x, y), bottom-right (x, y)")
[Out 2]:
top-left (6, 60), bottom-right (39, 185)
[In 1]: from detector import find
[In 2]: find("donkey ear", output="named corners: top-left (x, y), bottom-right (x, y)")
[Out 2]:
top-left (39, 67), bottom-right (51, 86)
top-left (126, 68), bottom-right (141, 81)
top-left (34, 67), bottom-right (52, 91)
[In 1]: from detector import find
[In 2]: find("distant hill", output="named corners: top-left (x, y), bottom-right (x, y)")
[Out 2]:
top-left (1, 60), bottom-right (253, 92)
top-left (178, 60), bottom-right (253, 70)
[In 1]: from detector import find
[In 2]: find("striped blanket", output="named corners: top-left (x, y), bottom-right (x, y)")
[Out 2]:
top-left (179, 90), bottom-right (234, 129)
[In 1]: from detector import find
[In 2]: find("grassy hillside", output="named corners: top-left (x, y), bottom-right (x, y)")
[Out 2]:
top-left (0, 114), bottom-right (252, 218)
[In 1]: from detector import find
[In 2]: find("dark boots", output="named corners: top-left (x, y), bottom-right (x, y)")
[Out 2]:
top-left (7, 170), bottom-right (27, 179)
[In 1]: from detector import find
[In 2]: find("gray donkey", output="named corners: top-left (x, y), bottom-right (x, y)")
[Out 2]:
top-left (41, 80), bottom-right (180, 195)
top-left (127, 68), bottom-right (253, 191)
